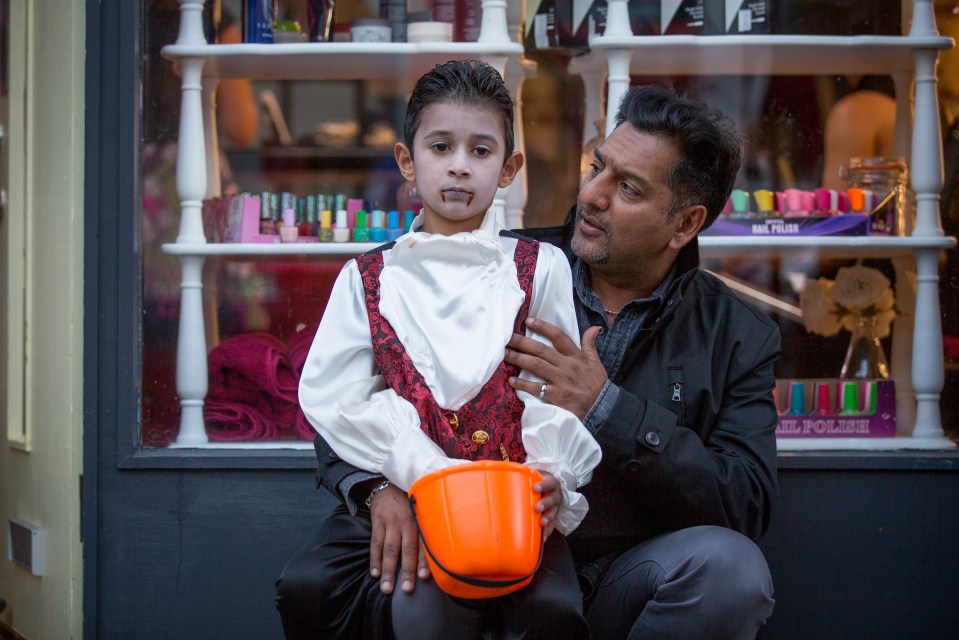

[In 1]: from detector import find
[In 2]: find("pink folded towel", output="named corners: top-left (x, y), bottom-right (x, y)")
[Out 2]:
top-left (205, 400), bottom-right (281, 442)
top-left (204, 330), bottom-right (320, 440)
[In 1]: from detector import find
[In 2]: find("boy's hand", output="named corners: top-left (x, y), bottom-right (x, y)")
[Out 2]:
top-left (533, 472), bottom-right (563, 538)
top-left (368, 485), bottom-right (431, 594)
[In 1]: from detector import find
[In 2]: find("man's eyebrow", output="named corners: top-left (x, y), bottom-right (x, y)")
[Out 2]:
top-left (594, 148), bottom-right (651, 190)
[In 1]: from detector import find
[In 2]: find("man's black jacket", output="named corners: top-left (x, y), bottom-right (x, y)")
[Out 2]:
top-left (311, 216), bottom-right (781, 566)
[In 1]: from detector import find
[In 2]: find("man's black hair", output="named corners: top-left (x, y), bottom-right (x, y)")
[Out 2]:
top-left (615, 85), bottom-right (744, 229)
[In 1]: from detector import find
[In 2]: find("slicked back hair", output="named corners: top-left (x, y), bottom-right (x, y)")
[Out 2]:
top-left (403, 59), bottom-right (515, 163)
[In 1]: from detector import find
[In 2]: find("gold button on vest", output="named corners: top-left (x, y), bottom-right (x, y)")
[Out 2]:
top-left (471, 430), bottom-right (490, 445)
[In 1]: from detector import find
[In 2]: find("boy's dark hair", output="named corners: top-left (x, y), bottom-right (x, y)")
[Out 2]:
top-left (404, 59), bottom-right (515, 162)
top-left (615, 85), bottom-right (744, 229)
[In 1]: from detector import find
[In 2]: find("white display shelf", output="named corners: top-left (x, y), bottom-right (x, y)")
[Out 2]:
top-left (163, 241), bottom-right (380, 257)
top-left (165, 437), bottom-right (953, 452)
top-left (162, 235), bottom-right (956, 259)
top-left (162, 41), bottom-right (525, 81)
top-left (167, 441), bottom-right (314, 450)
top-left (699, 235), bottom-right (956, 259)
top-left (777, 437), bottom-right (956, 451)
top-left (569, 0), bottom-right (957, 449)
top-left (569, 35), bottom-right (953, 77)
top-left (166, 0), bottom-right (532, 447)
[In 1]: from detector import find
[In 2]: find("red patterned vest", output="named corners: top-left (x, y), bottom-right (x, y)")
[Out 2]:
top-left (355, 234), bottom-right (539, 463)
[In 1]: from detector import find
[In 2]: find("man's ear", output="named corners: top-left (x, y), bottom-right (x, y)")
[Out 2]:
top-left (668, 204), bottom-right (707, 250)
top-left (498, 151), bottom-right (525, 188)
top-left (395, 142), bottom-right (416, 182)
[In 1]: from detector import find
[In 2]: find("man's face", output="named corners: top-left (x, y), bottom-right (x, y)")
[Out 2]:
top-left (572, 124), bottom-right (683, 276)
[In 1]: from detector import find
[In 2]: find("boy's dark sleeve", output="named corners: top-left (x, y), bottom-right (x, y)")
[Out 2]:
top-left (313, 434), bottom-right (383, 513)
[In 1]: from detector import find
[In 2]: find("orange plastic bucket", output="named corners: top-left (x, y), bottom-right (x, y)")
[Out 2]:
top-left (408, 460), bottom-right (544, 599)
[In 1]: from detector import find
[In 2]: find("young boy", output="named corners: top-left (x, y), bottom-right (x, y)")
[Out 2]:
top-left (284, 60), bottom-right (599, 640)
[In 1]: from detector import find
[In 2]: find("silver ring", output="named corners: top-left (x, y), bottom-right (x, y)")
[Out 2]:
top-left (538, 383), bottom-right (548, 400)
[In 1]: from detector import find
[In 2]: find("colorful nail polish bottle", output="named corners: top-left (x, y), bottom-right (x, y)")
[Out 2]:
top-left (787, 381), bottom-right (806, 415)
top-left (814, 381), bottom-right (832, 415)
top-left (305, 195), bottom-right (318, 236)
top-left (839, 381), bottom-right (860, 416)
top-left (319, 209), bottom-right (333, 243)
top-left (386, 210), bottom-right (403, 241)
top-left (370, 209), bottom-right (387, 243)
top-left (862, 381), bottom-right (878, 415)
top-left (848, 188), bottom-right (866, 212)
top-left (333, 209), bottom-right (350, 243)
top-left (279, 208), bottom-right (299, 243)
top-left (353, 210), bottom-right (370, 242)
top-left (730, 189), bottom-right (750, 218)
top-left (754, 189), bottom-right (774, 214)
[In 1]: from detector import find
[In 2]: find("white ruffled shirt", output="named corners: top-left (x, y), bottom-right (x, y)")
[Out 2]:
top-left (299, 210), bottom-right (601, 534)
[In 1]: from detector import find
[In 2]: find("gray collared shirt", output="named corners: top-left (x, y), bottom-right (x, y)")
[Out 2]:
top-left (572, 259), bottom-right (677, 434)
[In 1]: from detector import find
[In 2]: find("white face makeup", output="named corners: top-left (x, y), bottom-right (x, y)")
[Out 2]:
top-left (395, 101), bottom-right (521, 235)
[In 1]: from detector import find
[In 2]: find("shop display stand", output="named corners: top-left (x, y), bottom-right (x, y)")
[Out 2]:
top-left (162, 0), bottom-right (528, 447)
top-left (163, 0), bottom-right (955, 451)
top-left (569, 0), bottom-right (955, 450)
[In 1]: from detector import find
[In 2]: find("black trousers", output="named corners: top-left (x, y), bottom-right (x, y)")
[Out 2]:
top-left (275, 504), bottom-right (589, 640)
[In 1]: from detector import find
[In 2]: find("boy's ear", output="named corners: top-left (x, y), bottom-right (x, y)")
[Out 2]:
top-left (395, 142), bottom-right (416, 182)
top-left (498, 151), bottom-right (525, 189)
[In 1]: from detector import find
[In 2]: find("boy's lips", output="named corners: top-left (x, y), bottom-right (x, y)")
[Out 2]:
top-left (441, 189), bottom-right (474, 205)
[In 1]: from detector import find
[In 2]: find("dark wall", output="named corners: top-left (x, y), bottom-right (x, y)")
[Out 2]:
top-left (94, 467), bottom-right (330, 639)
top-left (83, 457), bottom-right (959, 640)
top-left (760, 456), bottom-right (959, 639)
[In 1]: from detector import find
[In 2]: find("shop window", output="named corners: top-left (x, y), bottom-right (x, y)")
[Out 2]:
top-left (138, 0), bottom-right (958, 450)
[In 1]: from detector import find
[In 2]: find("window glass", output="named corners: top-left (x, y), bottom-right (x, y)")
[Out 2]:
top-left (139, 0), bottom-right (958, 447)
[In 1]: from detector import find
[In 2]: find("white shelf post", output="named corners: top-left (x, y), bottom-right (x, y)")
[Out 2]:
top-left (503, 58), bottom-right (532, 229)
top-left (479, 0), bottom-right (510, 44)
top-left (907, 0), bottom-right (947, 439)
top-left (172, 0), bottom-right (210, 445)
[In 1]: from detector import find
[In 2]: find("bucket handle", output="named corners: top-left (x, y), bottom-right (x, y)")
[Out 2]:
top-left (409, 495), bottom-right (545, 591)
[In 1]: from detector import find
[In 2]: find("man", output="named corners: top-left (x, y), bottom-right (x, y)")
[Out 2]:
top-left (279, 85), bottom-right (779, 640)
top-left (503, 85), bottom-right (780, 639)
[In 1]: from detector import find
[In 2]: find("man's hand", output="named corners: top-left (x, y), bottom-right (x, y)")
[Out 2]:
top-left (506, 318), bottom-right (608, 421)
top-left (368, 485), bottom-right (430, 594)
top-left (534, 472), bottom-right (563, 538)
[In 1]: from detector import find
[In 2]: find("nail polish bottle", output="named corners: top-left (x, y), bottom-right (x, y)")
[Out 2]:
top-left (730, 189), bottom-right (750, 218)
top-left (753, 189), bottom-right (774, 215)
top-left (259, 191), bottom-right (275, 234)
top-left (839, 381), bottom-right (860, 416)
top-left (319, 209), bottom-right (333, 243)
top-left (813, 381), bottom-right (832, 416)
top-left (386, 210), bottom-right (403, 241)
top-left (279, 208), bottom-right (299, 243)
top-left (862, 381), bottom-right (879, 415)
top-left (370, 209), bottom-right (387, 243)
top-left (848, 188), bottom-right (866, 213)
top-left (353, 210), bottom-right (370, 242)
top-left (787, 381), bottom-right (806, 415)
top-left (333, 209), bottom-right (350, 242)
top-left (304, 195), bottom-right (317, 236)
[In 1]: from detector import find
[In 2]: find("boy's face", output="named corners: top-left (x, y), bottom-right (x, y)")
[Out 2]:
top-left (395, 101), bottom-right (523, 235)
